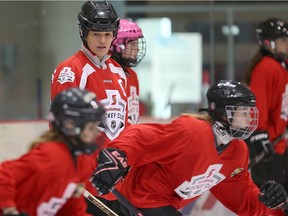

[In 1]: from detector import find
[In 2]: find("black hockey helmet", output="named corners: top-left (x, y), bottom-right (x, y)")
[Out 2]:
top-left (78, 1), bottom-right (120, 42)
top-left (203, 80), bottom-right (258, 139)
top-left (206, 80), bottom-right (256, 113)
top-left (256, 17), bottom-right (288, 49)
top-left (50, 87), bottom-right (105, 137)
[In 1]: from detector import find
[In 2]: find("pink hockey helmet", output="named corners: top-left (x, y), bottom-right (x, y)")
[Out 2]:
top-left (110, 19), bottom-right (146, 67)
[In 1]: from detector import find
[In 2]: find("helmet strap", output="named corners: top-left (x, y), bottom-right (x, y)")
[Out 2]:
top-left (66, 136), bottom-right (99, 157)
top-left (213, 121), bottom-right (233, 145)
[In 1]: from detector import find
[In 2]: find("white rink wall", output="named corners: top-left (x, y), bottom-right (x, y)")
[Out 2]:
top-left (0, 119), bottom-right (236, 216)
top-left (0, 120), bottom-right (49, 162)
top-left (0, 118), bottom-right (171, 162)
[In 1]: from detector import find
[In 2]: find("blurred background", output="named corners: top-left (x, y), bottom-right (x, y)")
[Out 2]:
top-left (1, 0), bottom-right (288, 120)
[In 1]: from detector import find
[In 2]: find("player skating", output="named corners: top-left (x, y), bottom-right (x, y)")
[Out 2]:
top-left (91, 80), bottom-right (288, 216)
top-left (0, 88), bottom-right (105, 216)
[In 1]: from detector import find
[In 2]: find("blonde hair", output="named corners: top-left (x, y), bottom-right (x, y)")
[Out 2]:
top-left (29, 130), bottom-right (66, 150)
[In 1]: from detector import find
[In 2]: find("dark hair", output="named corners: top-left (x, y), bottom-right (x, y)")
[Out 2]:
top-left (243, 50), bottom-right (263, 86)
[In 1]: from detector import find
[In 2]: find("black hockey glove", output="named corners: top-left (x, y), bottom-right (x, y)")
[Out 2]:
top-left (259, 180), bottom-right (288, 209)
top-left (245, 130), bottom-right (275, 162)
top-left (90, 148), bottom-right (128, 195)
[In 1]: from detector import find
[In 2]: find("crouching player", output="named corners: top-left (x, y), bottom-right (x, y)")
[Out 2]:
top-left (0, 88), bottom-right (105, 216)
top-left (91, 80), bottom-right (288, 216)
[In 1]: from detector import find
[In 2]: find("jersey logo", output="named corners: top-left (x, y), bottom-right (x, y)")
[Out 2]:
top-left (230, 167), bottom-right (244, 177)
top-left (175, 164), bottom-right (225, 199)
top-left (57, 67), bottom-right (75, 84)
top-left (100, 90), bottom-right (127, 140)
top-left (37, 183), bottom-right (77, 216)
top-left (281, 84), bottom-right (288, 121)
top-left (111, 95), bottom-right (117, 105)
top-left (128, 86), bottom-right (139, 124)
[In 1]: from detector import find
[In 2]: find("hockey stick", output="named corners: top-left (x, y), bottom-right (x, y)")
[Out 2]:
top-left (111, 188), bottom-right (143, 216)
top-left (82, 187), bottom-right (119, 216)
top-left (248, 134), bottom-right (285, 169)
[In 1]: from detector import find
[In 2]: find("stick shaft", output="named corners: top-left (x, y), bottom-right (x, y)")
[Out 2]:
top-left (82, 188), bottom-right (119, 216)
top-left (112, 188), bottom-right (143, 216)
top-left (248, 151), bottom-right (265, 169)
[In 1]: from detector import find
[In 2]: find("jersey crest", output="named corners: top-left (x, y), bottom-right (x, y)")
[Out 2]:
top-left (175, 164), bottom-right (225, 199)
top-left (128, 86), bottom-right (139, 124)
top-left (57, 67), bottom-right (75, 84)
top-left (100, 90), bottom-right (127, 140)
top-left (281, 84), bottom-right (288, 121)
top-left (37, 183), bottom-right (77, 215)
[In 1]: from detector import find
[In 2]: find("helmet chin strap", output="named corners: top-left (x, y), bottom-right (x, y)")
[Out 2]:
top-left (213, 121), bottom-right (233, 145)
top-left (67, 136), bottom-right (99, 156)
top-left (62, 125), bottom-right (99, 157)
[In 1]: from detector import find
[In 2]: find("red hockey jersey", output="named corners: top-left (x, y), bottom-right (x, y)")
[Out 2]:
top-left (0, 142), bottom-right (91, 216)
top-left (126, 67), bottom-right (140, 125)
top-left (51, 45), bottom-right (131, 200)
top-left (108, 115), bottom-right (283, 215)
top-left (249, 56), bottom-right (288, 154)
top-left (51, 45), bottom-right (128, 143)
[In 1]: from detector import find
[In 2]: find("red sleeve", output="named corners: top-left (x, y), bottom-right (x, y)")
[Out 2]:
top-left (0, 155), bottom-right (39, 208)
top-left (209, 140), bottom-right (284, 216)
top-left (249, 57), bottom-right (284, 130)
top-left (50, 55), bottom-right (82, 100)
top-left (107, 116), bottom-right (190, 166)
top-left (249, 56), bottom-right (287, 153)
top-left (0, 162), bottom-right (17, 208)
top-left (211, 171), bottom-right (283, 215)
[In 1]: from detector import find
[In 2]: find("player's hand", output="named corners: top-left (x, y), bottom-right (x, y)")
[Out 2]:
top-left (259, 180), bottom-right (288, 209)
top-left (245, 130), bottom-right (275, 162)
top-left (2, 207), bottom-right (29, 216)
top-left (90, 148), bottom-right (128, 195)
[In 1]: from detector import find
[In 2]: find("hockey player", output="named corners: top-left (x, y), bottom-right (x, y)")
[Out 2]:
top-left (50, 1), bottom-right (131, 215)
top-left (51, 1), bottom-right (128, 145)
top-left (110, 19), bottom-right (146, 125)
top-left (91, 80), bottom-right (288, 216)
top-left (0, 88), bottom-right (105, 216)
top-left (243, 17), bottom-right (288, 202)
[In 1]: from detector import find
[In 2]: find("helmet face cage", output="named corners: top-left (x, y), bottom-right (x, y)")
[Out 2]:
top-left (256, 18), bottom-right (288, 50)
top-left (206, 80), bottom-right (259, 139)
top-left (225, 105), bottom-right (259, 139)
top-left (78, 1), bottom-right (120, 42)
top-left (119, 37), bottom-right (146, 67)
top-left (111, 19), bottom-right (147, 67)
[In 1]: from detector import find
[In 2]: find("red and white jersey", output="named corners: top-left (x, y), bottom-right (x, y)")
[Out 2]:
top-left (0, 142), bottom-right (91, 216)
top-left (107, 115), bottom-right (283, 215)
top-left (51, 45), bottom-right (128, 143)
top-left (126, 67), bottom-right (140, 125)
top-left (249, 56), bottom-right (288, 154)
